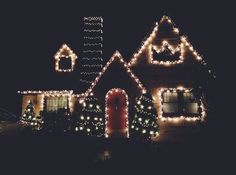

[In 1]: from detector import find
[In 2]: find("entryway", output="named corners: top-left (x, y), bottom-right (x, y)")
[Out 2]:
top-left (105, 88), bottom-right (129, 138)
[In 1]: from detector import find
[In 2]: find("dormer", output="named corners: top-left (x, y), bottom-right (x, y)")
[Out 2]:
top-left (54, 44), bottom-right (78, 72)
top-left (129, 15), bottom-right (203, 67)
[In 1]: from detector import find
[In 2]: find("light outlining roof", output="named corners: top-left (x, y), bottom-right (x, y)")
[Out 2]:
top-left (18, 90), bottom-right (73, 95)
top-left (128, 15), bottom-right (204, 67)
top-left (82, 50), bottom-right (147, 99)
top-left (54, 44), bottom-right (78, 72)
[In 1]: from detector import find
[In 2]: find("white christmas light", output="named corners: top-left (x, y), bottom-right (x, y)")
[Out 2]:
top-left (81, 51), bottom-right (146, 100)
top-left (128, 15), bottom-right (207, 68)
top-left (157, 87), bottom-right (206, 122)
top-left (54, 44), bottom-right (78, 72)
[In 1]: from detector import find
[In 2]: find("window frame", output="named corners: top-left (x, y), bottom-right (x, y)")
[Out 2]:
top-left (161, 89), bottom-right (201, 118)
top-left (45, 96), bottom-right (69, 112)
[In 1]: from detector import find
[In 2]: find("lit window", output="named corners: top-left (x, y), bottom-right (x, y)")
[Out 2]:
top-left (163, 92), bottom-right (178, 114)
top-left (162, 91), bottom-right (200, 116)
top-left (54, 44), bottom-right (78, 72)
top-left (46, 96), bottom-right (68, 112)
top-left (183, 93), bottom-right (199, 114)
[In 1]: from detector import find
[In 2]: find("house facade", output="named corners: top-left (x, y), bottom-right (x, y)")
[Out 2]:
top-left (18, 16), bottom-right (211, 139)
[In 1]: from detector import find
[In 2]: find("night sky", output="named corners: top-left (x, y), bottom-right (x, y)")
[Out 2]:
top-left (0, 0), bottom-right (220, 114)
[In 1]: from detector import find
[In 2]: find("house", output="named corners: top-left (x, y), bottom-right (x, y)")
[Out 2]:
top-left (18, 16), bottom-right (211, 140)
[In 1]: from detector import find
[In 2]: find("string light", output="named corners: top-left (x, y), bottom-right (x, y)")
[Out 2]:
top-left (80, 79), bottom-right (93, 84)
top-left (80, 72), bottom-right (100, 75)
top-left (105, 88), bottom-right (129, 138)
top-left (84, 22), bottom-right (103, 27)
top-left (84, 43), bottom-right (103, 47)
top-left (157, 87), bottom-right (206, 122)
top-left (82, 64), bottom-right (103, 68)
top-left (82, 57), bottom-right (103, 61)
top-left (84, 16), bottom-right (103, 22)
top-left (54, 44), bottom-right (78, 72)
top-left (128, 15), bottom-right (210, 69)
top-left (84, 36), bottom-right (103, 41)
top-left (81, 16), bottom-right (104, 85)
top-left (83, 50), bottom-right (103, 54)
top-left (18, 90), bottom-right (74, 112)
top-left (84, 29), bottom-right (103, 33)
top-left (81, 51), bottom-right (146, 100)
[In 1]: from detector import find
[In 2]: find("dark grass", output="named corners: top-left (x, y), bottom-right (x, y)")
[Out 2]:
top-left (0, 126), bottom-right (222, 175)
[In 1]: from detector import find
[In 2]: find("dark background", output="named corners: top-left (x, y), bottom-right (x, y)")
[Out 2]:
top-left (0, 0), bottom-right (220, 115)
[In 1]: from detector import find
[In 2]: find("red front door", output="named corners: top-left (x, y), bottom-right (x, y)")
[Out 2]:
top-left (105, 89), bottom-right (129, 138)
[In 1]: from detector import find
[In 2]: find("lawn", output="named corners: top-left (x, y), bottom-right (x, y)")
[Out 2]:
top-left (0, 120), bottom-right (221, 175)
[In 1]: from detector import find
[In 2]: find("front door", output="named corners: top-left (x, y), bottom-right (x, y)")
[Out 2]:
top-left (105, 88), bottom-right (129, 138)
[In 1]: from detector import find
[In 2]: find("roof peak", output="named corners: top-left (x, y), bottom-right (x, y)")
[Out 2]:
top-left (82, 51), bottom-right (146, 99)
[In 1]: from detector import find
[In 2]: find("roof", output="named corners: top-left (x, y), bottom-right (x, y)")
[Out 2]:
top-left (128, 15), bottom-right (206, 67)
top-left (82, 51), bottom-right (147, 99)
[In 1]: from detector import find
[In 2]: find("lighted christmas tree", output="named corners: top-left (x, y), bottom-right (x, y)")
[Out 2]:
top-left (74, 97), bottom-right (104, 137)
top-left (131, 93), bottom-right (159, 140)
top-left (21, 100), bottom-right (38, 127)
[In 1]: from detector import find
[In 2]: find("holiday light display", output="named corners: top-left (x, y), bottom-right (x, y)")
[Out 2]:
top-left (74, 97), bottom-right (104, 137)
top-left (54, 44), bottom-right (78, 72)
top-left (105, 88), bottom-right (129, 138)
top-left (81, 51), bottom-right (146, 100)
top-left (80, 16), bottom-right (104, 84)
top-left (157, 87), bottom-right (206, 122)
top-left (83, 50), bottom-right (103, 54)
top-left (17, 15), bottom-right (213, 140)
top-left (84, 29), bottom-right (103, 33)
top-left (84, 16), bottom-right (103, 22)
top-left (18, 90), bottom-right (75, 112)
top-left (84, 36), bottom-right (103, 41)
top-left (128, 15), bottom-right (209, 69)
top-left (84, 22), bottom-right (103, 27)
top-left (21, 100), bottom-right (41, 129)
top-left (131, 93), bottom-right (159, 139)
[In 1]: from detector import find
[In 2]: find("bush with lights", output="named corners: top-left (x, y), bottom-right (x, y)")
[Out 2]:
top-left (41, 108), bottom-right (71, 133)
top-left (74, 97), bottom-right (104, 137)
top-left (21, 100), bottom-right (40, 129)
top-left (131, 93), bottom-right (159, 140)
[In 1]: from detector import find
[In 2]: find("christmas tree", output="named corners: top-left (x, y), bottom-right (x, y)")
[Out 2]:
top-left (21, 100), bottom-right (38, 127)
top-left (131, 93), bottom-right (159, 140)
top-left (74, 97), bottom-right (104, 137)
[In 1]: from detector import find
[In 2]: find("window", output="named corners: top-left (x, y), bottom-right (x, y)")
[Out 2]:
top-left (59, 57), bottom-right (72, 70)
top-left (162, 91), bottom-right (200, 116)
top-left (54, 44), bottom-right (78, 72)
top-left (183, 93), bottom-right (199, 114)
top-left (163, 92), bottom-right (178, 114)
top-left (46, 97), bottom-right (68, 112)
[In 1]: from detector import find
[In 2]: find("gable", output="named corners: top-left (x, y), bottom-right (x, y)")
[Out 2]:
top-left (54, 44), bottom-right (78, 72)
top-left (82, 51), bottom-right (146, 99)
top-left (128, 16), bottom-right (205, 67)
